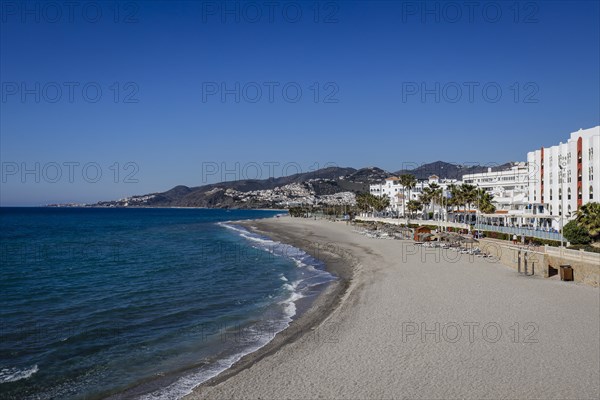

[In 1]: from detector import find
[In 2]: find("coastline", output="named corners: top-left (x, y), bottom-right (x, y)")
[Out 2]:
top-left (186, 216), bottom-right (599, 400)
top-left (182, 216), bottom-right (359, 396)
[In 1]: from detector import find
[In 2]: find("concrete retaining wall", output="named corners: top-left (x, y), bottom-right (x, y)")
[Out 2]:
top-left (479, 239), bottom-right (599, 287)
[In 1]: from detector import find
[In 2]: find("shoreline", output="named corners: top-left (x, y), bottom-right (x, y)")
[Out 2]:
top-left (186, 216), bottom-right (599, 400)
top-left (105, 214), bottom-right (348, 400)
top-left (183, 216), bottom-right (358, 395)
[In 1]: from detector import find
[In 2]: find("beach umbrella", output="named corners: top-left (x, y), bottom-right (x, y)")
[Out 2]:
top-left (431, 232), bottom-right (448, 241)
top-left (419, 233), bottom-right (434, 241)
top-left (460, 236), bottom-right (479, 250)
top-left (447, 234), bottom-right (464, 242)
top-left (445, 232), bottom-right (462, 238)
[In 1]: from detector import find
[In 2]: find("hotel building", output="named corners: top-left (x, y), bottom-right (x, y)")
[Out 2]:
top-left (462, 162), bottom-right (532, 226)
top-left (367, 126), bottom-right (598, 239)
top-left (527, 126), bottom-right (599, 230)
top-left (369, 175), bottom-right (459, 217)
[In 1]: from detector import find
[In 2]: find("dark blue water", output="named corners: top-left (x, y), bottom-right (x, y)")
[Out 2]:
top-left (0, 208), bottom-right (334, 399)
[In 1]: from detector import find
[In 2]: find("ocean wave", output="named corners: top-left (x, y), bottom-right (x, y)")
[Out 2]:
top-left (136, 222), bottom-right (335, 399)
top-left (0, 364), bottom-right (39, 384)
top-left (137, 318), bottom-right (290, 400)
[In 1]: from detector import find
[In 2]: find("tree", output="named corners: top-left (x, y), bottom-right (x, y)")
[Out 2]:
top-left (563, 220), bottom-right (592, 245)
top-left (399, 174), bottom-right (417, 217)
top-left (407, 200), bottom-right (422, 219)
top-left (476, 188), bottom-right (496, 214)
top-left (446, 184), bottom-right (461, 221)
top-left (421, 183), bottom-right (442, 220)
top-left (576, 202), bottom-right (600, 241)
top-left (375, 194), bottom-right (390, 212)
top-left (356, 193), bottom-right (390, 214)
top-left (459, 184), bottom-right (477, 223)
top-left (356, 193), bottom-right (371, 213)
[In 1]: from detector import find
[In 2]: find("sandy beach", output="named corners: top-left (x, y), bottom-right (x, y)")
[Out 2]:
top-left (186, 216), bottom-right (600, 400)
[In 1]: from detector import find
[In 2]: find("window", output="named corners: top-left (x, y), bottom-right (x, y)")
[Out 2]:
top-left (590, 148), bottom-right (594, 161)
top-left (578, 187), bottom-right (582, 200)
top-left (559, 204), bottom-right (562, 216)
top-left (559, 188), bottom-right (562, 200)
top-left (568, 187), bottom-right (571, 200)
top-left (590, 166), bottom-right (594, 181)
top-left (549, 189), bottom-right (553, 200)
top-left (590, 186), bottom-right (594, 200)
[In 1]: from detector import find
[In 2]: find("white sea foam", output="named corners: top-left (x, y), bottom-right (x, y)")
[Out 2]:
top-left (0, 364), bottom-right (39, 384)
top-left (138, 222), bottom-right (336, 400)
top-left (137, 318), bottom-right (291, 400)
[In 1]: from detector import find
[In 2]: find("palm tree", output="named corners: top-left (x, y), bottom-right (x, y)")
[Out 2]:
top-left (474, 188), bottom-right (495, 228)
top-left (476, 188), bottom-right (496, 214)
top-left (356, 193), bottom-right (371, 214)
top-left (447, 184), bottom-right (462, 222)
top-left (576, 202), bottom-right (600, 241)
top-left (398, 174), bottom-right (417, 218)
top-left (422, 183), bottom-right (443, 220)
top-left (420, 190), bottom-right (431, 219)
top-left (375, 194), bottom-right (391, 213)
top-left (459, 184), bottom-right (477, 224)
top-left (407, 200), bottom-right (422, 219)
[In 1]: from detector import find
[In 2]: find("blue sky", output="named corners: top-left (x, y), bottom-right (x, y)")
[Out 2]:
top-left (1, 0), bottom-right (599, 206)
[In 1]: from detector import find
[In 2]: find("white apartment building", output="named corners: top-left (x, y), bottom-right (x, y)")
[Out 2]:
top-left (370, 175), bottom-right (459, 217)
top-left (367, 126), bottom-right (599, 238)
top-left (462, 162), bottom-right (531, 224)
top-left (462, 162), bottom-right (529, 195)
top-left (527, 126), bottom-right (599, 230)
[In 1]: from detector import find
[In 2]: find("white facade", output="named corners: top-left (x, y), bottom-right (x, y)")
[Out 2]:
top-left (370, 175), bottom-right (458, 216)
top-left (462, 162), bottom-right (530, 216)
top-left (462, 162), bottom-right (529, 195)
top-left (527, 126), bottom-right (599, 229)
top-left (366, 126), bottom-right (599, 234)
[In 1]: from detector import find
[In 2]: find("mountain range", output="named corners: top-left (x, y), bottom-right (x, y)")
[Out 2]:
top-left (77, 161), bottom-right (515, 209)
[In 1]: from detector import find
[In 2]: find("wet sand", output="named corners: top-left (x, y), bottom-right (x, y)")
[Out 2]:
top-left (186, 216), bottom-right (600, 400)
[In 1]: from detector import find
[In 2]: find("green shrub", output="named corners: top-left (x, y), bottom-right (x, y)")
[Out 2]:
top-left (563, 220), bottom-right (592, 245)
top-left (483, 231), bottom-right (510, 240)
top-left (567, 244), bottom-right (600, 254)
top-left (528, 237), bottom-right (561, 247)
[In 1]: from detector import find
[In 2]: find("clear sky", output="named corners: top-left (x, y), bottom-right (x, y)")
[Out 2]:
top-left (1, 0), bottom-right (599, 206)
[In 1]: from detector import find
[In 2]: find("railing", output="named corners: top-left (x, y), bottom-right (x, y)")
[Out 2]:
top-left (474, 223), bottom-right (564, 241)
top-left (356, 215), bottom-right (469, 230)
top-left (544, 245), bottom-right (600, 263)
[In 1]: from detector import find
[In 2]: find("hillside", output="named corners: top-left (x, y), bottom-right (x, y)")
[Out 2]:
top-left (393, 161), bottom-right (514, 180)
top-left (86, 162), bottom-right (513, 208)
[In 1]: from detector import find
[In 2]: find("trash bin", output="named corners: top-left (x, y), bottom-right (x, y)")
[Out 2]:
top-left (560, 265), bottom-right (573, 281)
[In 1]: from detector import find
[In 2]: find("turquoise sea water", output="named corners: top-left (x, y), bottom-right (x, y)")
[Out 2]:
top-left (0, 208), bottom-right (334, 399)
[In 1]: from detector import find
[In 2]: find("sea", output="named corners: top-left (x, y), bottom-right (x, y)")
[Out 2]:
top-left (0, 208), bottom-right (335, 399)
